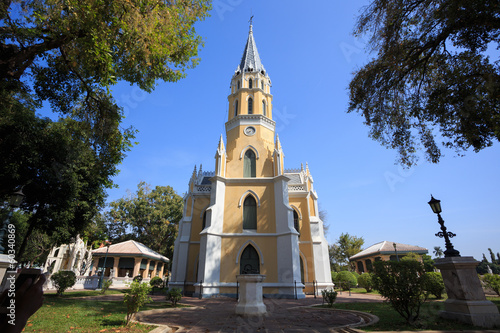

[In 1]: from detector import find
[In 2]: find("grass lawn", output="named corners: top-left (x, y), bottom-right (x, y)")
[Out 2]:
top-left (324, 296), bottom-right (500, 331)
top-left (24, 291), bottom-right (176, 333)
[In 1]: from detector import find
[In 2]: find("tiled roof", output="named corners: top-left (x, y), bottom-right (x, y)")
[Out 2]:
top-left (237, 25), bottom-right (266, 74)
top-left (349, 241), bottom-right (428, 260)
top-left (92, 240), bottom-right (169, 262)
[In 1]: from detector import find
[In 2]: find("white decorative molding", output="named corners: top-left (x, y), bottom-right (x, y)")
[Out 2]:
top-left (225, 114), bottom-right (276, 132)
top-left (239, 145), bottom-right (260, 159)
top-left (237, 190), bottom-right (261, 207)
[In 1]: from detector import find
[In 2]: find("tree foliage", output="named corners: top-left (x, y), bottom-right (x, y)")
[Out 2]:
top-left (329, 233), bottom-right (364, 271)
top-left (482, 274), bottom-right (500, 296)
top-left (124, 281), bottom-right (152, 324)
top-left (348, 0), bottom-right (500, 166)
top-left (433, 246), bottom-right (444, 258)
top-left (373, 260), bottom-right (428, 324)
top-left (357, 272), bottom-right (374, 292)
top-left (422, 272), bottom-right (445, 299)
top-left (105, 182), bottom-right (183, 259)
top-left (1, 0), bottom-right (209, 258)
top-left (51, 270), bottom-right (77, 296)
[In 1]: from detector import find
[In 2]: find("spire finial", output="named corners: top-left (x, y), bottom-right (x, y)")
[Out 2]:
top-left (249, 15), bottom-right (254, 32)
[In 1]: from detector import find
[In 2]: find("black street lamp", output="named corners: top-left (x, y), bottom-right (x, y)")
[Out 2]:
top-left (0, 188), bottom-right (25, 253)
top-left (428, 195), bottom-right (460, 258)
top-left (393, 242), bottom-right (399, 261)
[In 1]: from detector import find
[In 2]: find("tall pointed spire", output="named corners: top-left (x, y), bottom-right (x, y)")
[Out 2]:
top-left (236, 20), bottom-right (266, 74)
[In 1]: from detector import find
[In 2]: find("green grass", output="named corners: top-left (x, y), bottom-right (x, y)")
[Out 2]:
top-left (24, 294), bottom-right (179, 333)
top-left (319, 297), bottom-right (500, 331)
top-left (44, 289), bottom-right (127, 298)
top-left (349, 288), bottom-right (380, 295)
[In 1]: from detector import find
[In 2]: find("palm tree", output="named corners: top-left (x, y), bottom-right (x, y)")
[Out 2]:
top-left (433, 246), bottom-right (444, 258)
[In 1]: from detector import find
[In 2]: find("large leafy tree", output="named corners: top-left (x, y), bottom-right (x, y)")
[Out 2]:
top-left (105, 182), bottom-right (183, 259)
top-left (329, 232), bottom-right (364, 271)
top-left (348, 0), bottom-right (500, 166)
top-left (1, 0), bottom-right (209, 256)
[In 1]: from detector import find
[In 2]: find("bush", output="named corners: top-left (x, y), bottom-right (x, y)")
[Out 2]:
top-left (422, 272), bottom-right (445, 299)
top-left (357, 273), bottom-right (374, 292)
top-left (50, 271), bottom-right (76, 296)
top-left (482, 273), bottom-right (500, 296)
top-left (150, 276), bottom-right (163, 288)
top-left (100, 278), bottom-right (113, 295)
top-left (123, 281), bottom-right (152, 324)
top-left (133, 275), bottom-right (143, 283)
top-left (166, 287), bottom-right (182, 306)
top-left (336, 271), bottom-right (357, 290)
top-left (373, 260), bottom-right (427, 324)
top-left (331, 271), bottom-right (338, 283)
top-left (321, 288), bottom-right (338, 307)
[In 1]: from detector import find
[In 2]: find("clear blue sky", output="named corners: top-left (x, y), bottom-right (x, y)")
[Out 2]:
top-left (105, 0), bottom-right (500, 262)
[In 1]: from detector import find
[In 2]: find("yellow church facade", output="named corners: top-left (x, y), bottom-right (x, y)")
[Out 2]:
top-left (169, 24), bottom-right (333, 298)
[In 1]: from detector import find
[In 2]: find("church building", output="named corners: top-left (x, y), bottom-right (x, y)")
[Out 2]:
top-left (169, 24), bottom-right (333, 298)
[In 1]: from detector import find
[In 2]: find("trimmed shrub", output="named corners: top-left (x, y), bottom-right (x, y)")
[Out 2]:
top-left (50, 271), bottom-right (76, 296)
top-left (124, 281), bottom-right (152, 324)
top-left (357, 272), bottom-right (374, 292)
top-left (100, 278), bottom-right (113, 295)
top-left (422, 272), bottom-right (445, 299)
top-left (150, 276), bottom-right (163, 288)
top-left (166, 287), bottom-right (182, 306)
top-left (336, 271), bottom-right (357, 290)
top-left (331, 271), bottom-right (338, 283)
top-left (321, 288), bottom-right (338, 307)
top-left (133, 275), bottom-right (143, 282)
top-left (482, 273), bottom-right (500, 296)
top-left (373, 260), bottom-right (427, 324)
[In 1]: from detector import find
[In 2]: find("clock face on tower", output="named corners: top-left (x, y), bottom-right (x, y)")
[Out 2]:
top-left (244, 126), bottom-right (256, 136)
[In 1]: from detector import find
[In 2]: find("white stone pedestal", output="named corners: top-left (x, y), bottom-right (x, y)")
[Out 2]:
top-left (435, 257), bottom-right (500, 328)
top-left (235, 274), bottom-right (267, 316)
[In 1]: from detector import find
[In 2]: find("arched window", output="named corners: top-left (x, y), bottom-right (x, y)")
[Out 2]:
top-left (300, 257), bottom-right (305, 283)
top-left (243, 149), bottom-right (256, 177)
top-left (248, 78), bottom-right (253, 89)
top-left (261, 80), bottom-right (264, 90)
top-left (240, 245), bottom-right (259, 274)
top-left (262, 100), bottom-right (266, 116)
top-left (243, 195), bottom-right (257, 230)
top-left (293, 210), bottom-right (299, 233)
top-left (248, 97), bottom-right (253, 114)
top-left (234, 100), bottom-right (238, 117)
top-left (237, 81), bottom-right (240, 90)
top-left (357, 261), bottom-right (365, 273)
top-left (202, 211), bottom-right (207, 230)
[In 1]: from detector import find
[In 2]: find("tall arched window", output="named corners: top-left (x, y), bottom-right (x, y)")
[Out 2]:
top-left (237, 81), bottom-right (240, 90)
top-left (262, 100), bottom-right (266, 116)
top-left (300, 257), bottom-right (305, 283)
top-left (240, 245), bottom-right (260, 274)
top-left (202, 211), bottom-right (207, 230)
top-left (248, 78), bottom-right (253, 89)
top-left (261, 80), bottom-right (264, 90)
top-left (243, 195), bottom-right (257, 230)
top-left (293, 210), bottom-right (299, 233)
top-left (243, 149), bottom-right (256, 177)
top-left (234, 100), bottom-right (238, 117)
top-left (248, 97), bottom-right (253, 114)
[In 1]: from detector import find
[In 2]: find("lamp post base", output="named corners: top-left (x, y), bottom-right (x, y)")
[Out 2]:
top-left (435, 257), bottom-right (500, 328)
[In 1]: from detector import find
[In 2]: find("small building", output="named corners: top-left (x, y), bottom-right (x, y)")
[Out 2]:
top-left (91, 240), bottom-right (169, 280)
top-left (349, 241), bottom-right (428, 274)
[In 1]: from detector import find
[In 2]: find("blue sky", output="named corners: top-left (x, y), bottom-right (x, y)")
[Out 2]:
top-left (105, 0), bottom-right (500, 262)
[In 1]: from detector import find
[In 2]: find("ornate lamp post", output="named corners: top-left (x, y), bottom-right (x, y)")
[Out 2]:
top-left (428, 195), bottom-right (460, 258)
top-left (393, 242), bottom-right (399, 261)
top-left (0, 188), bottom-right (25, 253)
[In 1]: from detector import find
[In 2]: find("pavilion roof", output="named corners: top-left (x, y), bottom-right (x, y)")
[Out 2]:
top-left (92, 240), bottom-right (169, 263)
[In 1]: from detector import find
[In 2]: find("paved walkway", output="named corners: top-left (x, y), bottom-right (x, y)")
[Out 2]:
top-left (135, 294), bottom-right (382, 333)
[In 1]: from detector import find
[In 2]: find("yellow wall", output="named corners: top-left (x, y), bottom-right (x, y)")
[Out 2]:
top-left (190, 196), bottom-right (211, 242)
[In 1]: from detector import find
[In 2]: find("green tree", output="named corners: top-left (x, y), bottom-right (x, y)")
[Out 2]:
top-left (51, 271), bottom-right (77, 296)
top-left (1, 0), bottom-right (210, 257)
top-left (106, 182), bottom-right (183, 259)
top-left (373, 260), bottom-right (428, 324)
top-left (422, 272), bottom-right (445, 299)
top-left (348, 0), bottom-right (500, 167)
top-left (433, 246), bottom-right (444, 259)
top-left (336, 271), bottom-right (358, 290)
top-left (421, 254), bottom-right (435, 273)
top-left (482, 274), bottom-right (500, 296)
top-left (357, 272), bottom-right (374, 292)
top-left (329, 233), bottom-right (364, 271)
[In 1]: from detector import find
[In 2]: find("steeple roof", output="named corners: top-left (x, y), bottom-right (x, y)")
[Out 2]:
top-left (236, 24), bottom-right (266, 75)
